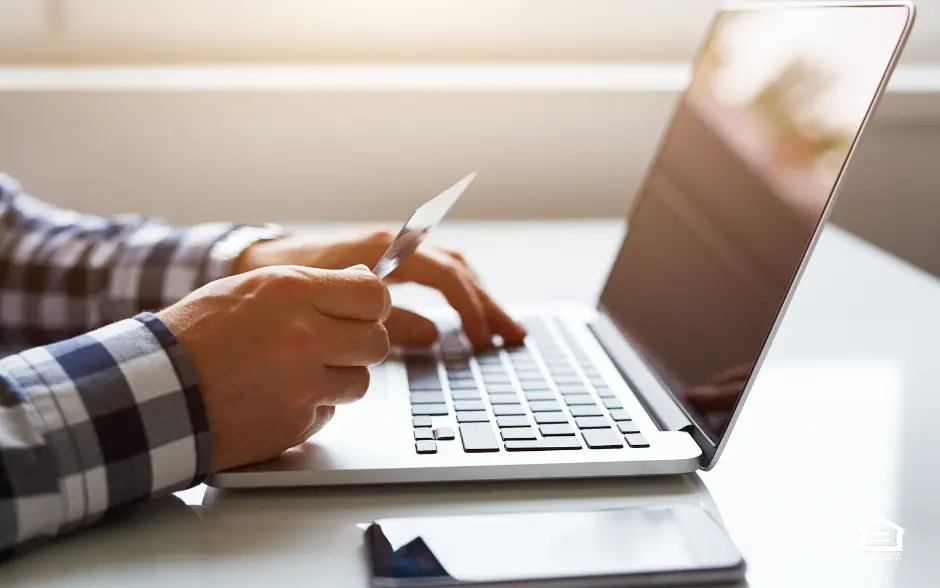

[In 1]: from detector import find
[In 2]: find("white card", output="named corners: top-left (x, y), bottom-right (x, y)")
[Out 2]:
top-left (372, 172), bottom-right (476, 279)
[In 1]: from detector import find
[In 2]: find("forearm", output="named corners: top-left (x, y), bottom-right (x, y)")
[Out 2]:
top-left (0, 173), bottom-right (280, 349)
top-left (0, 313), bottom-right (210, 559)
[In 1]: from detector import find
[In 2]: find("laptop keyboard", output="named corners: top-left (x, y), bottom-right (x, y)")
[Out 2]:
top-left (406, 316), bottom-right (651, 454)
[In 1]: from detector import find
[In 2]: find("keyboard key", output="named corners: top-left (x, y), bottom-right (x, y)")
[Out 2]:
top-left (412, 416), bottom-right (432, 428)
top-left (501, 428), bottom-right (537, 441)
top-left (563, 394), bottom-right (596, 406)
top-left (451, 389), bottom-right (482, 401)
top-left (408, 376), bottom-right (443, 391)
top-left (415, 440), bottom-right (438, 454)
top-left (410, 392), bottom-right (445, 405)
top-left (534, 412), bottom-right (569, 425)
top-left (405, 354), bottom-right (435, 366)
top-left (485, 383), bottom-right (517, 394)
top-left (454, 399), bottom-right (486, 412)
top-left (414, 428), bottom-right (434, 441)
top-left (582, 428), bottom-right (624, 449)
top-left (492, 404), bottom-right (526, 416)
top-left (590, 377), bottom-right (607, 386)
top-left (609, 409), bottom-right (632, 422)
top-left (457, 411), bottom-right (490, 423)
top-left (602, 398), bottom-right (623, 409)
top-left (617, 421), bottom-right (641, 435)
top-left (434, 427), bottom-right (456, 440)
top-left (552, 375), bottom-right (583, 384)
top-left (447, 369), bottom-right (474, 379)
top-left (521, 381), bottom-right (551, 391)
top-left (525, 391), bottom-right (556, 401)
top-left (594, 387), bottom-right (616, 398)
top-left (484, 372), bottom-right (512, 381)
top-left (624, 433), bottom-right (650, 448)
top-left (511, 359), bottom-right (539, 369)
top-left (412, 404), bottom-right (449, 416)
top-left (575, 416), bottom-right (610, 429)
top-left (542, 360), bottom-right (571, 370)
top-left (505, 437), bottom-right (582, 451)
top-left (459, 423), bottom-right (500, 452)
top-left (489, 393), bottom-right (521, 404)
top-left (539, 423), bottom-right (575, 436)
top-left (449, 380), bottom-right (479, 390)
top-left (558, 384), bottom-right (589, 395)
top-left (569, 404), bottom-right (603, 418)
top-left (478, 364), bottom-right (507, 374)
top-left (496, 416), bottom-right (531, 428)
top-left (514, 371), bottom-right (545, 382)
top-left (528, 400), bottom-right (562, 412)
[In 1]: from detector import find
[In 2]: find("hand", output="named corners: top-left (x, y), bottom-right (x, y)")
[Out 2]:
top-left (235, 230), bottom-right (526, 349)
top-left (158, 264), bottom-right (391, 472)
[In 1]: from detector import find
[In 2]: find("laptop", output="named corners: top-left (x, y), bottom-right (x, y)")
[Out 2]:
top-left (209, 1), bottom-right (915, 488)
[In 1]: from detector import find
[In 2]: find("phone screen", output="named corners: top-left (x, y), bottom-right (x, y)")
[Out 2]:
top-left (365, 505), bottom-right (744, 587)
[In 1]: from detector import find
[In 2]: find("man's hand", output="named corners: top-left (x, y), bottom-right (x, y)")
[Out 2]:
top-left (234, 230), bottom-right (526, 349)
top-left (158, 264), bottom-right (391, 472)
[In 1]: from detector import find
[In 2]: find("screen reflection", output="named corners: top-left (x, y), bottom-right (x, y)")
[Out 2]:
top-left (599, 7), bottom-right (909, 440)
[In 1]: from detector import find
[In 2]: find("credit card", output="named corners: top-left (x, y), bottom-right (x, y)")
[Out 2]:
top-left (372, 172), bottom-right (476, 279)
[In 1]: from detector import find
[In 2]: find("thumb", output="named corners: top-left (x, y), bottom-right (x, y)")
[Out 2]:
top-left (384, 307), bottom-right (439, 348)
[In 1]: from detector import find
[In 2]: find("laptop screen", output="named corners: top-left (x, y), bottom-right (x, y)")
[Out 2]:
top-left (599, 5), bottom-right (910, 443)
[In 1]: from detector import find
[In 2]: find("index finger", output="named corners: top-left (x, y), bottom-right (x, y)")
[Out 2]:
top-left (391, 251), bottom-right (491, 349)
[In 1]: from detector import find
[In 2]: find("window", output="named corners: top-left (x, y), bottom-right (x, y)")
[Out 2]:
top-left (1, 0), bottom-right (935, 65)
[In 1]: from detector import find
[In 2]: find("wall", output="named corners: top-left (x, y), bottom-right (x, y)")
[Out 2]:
top-left (0, 71), bottom-right (938, 276)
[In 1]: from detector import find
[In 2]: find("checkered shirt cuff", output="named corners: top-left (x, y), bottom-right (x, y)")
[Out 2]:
top-left (0, 313), bottom-right (209, 558)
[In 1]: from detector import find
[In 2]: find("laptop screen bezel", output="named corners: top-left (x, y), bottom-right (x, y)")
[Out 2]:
top-left (594, 1), bottom-right (916, 470)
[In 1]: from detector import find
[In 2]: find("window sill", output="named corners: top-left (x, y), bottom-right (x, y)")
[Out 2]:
top-left (0, 62), bottom-right (937, 94)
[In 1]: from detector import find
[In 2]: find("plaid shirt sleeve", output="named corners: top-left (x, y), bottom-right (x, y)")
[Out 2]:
top-left (0, 174), bottom-right (284, 558)
top-left (0, 173), bottom-right (281, 350)
top-left (0, 314), bottom-right (209, 559)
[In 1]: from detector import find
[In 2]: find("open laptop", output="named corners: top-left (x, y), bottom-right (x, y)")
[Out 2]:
top-left (209, 1), bottom-right (915, 488)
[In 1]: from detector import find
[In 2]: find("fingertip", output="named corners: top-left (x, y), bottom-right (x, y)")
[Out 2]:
top-left (467, 326), bottom-right (494, 351)
top-left (489, 315), bottom-right (526, 345)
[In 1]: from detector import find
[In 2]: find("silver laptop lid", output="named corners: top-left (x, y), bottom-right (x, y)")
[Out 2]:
top-left (595, 2), bottom-right (915, 469)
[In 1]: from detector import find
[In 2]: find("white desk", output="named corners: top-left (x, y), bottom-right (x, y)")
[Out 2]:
top-left (2, 221), bottom-right (938, 588)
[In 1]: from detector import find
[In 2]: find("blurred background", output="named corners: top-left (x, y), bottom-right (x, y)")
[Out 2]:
top-left (1, 0), bottom-right (938, 275)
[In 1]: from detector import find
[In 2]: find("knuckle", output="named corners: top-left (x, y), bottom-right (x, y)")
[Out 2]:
top-left (367, 229), bottom-right (395, 245)
top-left (349, 367), bottom-right (371, 399)
top-left (443, 260), bottom-right (466, 283)
top-left (369, 321), bottom-right (391, 363)
top-left (358, 273), bottom-right (391, 318)
top-left (255, 265), bottom-right (312, 296)
top-left (284, 316), bottom-right (317, 349)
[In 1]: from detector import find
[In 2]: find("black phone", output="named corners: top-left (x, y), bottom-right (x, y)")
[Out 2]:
top-left (364, 504), bottom-right (746, 587)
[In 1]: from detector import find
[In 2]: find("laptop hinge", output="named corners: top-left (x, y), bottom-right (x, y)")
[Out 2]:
top-left (588, 311), bottom-right (694, 435)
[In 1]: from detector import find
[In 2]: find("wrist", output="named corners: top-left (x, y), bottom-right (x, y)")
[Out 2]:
top-left (207, 224), bottom-right (286, 279)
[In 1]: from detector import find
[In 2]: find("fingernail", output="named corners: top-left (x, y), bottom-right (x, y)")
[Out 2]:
top-left (346, 264), bottom-right (371, 273)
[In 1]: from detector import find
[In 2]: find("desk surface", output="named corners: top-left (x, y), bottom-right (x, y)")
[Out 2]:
top-left (2, 221), bottom-right (938, 588)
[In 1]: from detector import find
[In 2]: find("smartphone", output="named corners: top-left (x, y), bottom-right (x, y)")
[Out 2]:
top-left (364, 504), bottom-right (746, 588)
